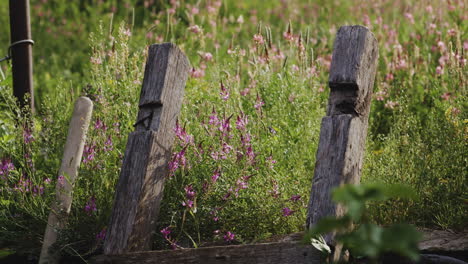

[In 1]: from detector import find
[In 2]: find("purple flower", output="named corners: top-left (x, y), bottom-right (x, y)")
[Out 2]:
top-left (211, 169), bottom-right (220, 183)
top-left (246, 146), bottom-right (255, 163)
top-left (23, 128), bottom-right (34, 144)
top-left (290, 195), bottom-right (301, 202)
top-left (240, 133), bottom-right (251, 147)
top-left (267, 156), bottom-right (277, 169)
top-left (160, 226), bottom-right (171, 239)
top-left (82, 143), bottom-right (96, 164)
top-left (282, 207), bottom-right (294, 216)
top-left (236, 112), bottom-right (248, 130)
top-left (222, 143), bottom-right (233, 154)
top-left (219, 81), bottom-right (229, 101)
top-left (58, 175), bottom-right (66, 186)
top-left (218, 115), bottom-right (232, 137)
top-left (184, 185), bottom-right (196, 199)
top-left (210, 151), bottom-right (220, 161)
top-left (182, 200), bottom-right (194, 208)
top-left (94, 118), bottom-right (107, 131)
top-left (222, 191), bottom-right (231, 201)
top-left (104, 136), bottom-right (113, 152)
top-left (174, 121), bottom-right (193, 145)
top-left (223, 231), bottom-right (235, 242)
top-left (210, 209), bottom-right (220, 221)
top-left (0, 158), bottom-right (14, 176)
top-left (96, 228), bottom-right (106, 241)
top-left (84, 196), bottom-right (97, 215)
top-left (168, 148), bottom-right (187, 174)
top-left (236, 178), bottom-right (248, 189)
top-left (209, 108), bottom-right (219, 126)
top-left (254, 94), bottom-right (265, 110)
top-left (270, 181), bottom-right (280, 198)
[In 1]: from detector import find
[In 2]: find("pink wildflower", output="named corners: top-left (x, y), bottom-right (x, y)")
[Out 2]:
top-left (224, 231), bottom-right (235, 242)
top-left (220, 81), bottom-right (229, 101)
top-left (84, 196), bottom-right (97, 215)
top-left (184, 185), bottom-right (196, 199)
top-left (254, 94), bottom-right (265, 110)
top-left (190, 68), bottom-right (205, 78)
top-left (253, 34), bottom-right (264, 44)
top-left (161, 226), bottom-right (171, 239)
top-left (440, 92), bottom-right (451, 100)
top-left (188, 25), bottom-right (202, 34)
top-left (182, 200), bottom-right (194, 208)
top-left (211, 169), bottom-right (220, 183)
top-left (436, 66), bottom-right (444, 75)
top-left (290, 195), bottom-right (301, 202)
top-left (96, 228), bottom-right (106, 241)
top-left (209, 108), bottom-right (220, 126)
top-left (236, 112), bottom-right (248, 130)
top-left (404, 13), bottom-right (414, 24)
top-left (282, 207), bottom-right (294, 216)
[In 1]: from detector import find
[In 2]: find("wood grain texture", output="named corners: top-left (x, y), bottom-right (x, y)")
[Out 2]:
top-left (92, 229), bottom-right (467, 264)
top-left (327, 25), bottom-right (379, 119)
top-left (307, 25), bottom-right (379, 243)
top-left (40, 97), bottom-right (93, 264)
top-left (103, 43), bottom-right (190, 255)
top-left (94, 242), bottom-right (321, 264)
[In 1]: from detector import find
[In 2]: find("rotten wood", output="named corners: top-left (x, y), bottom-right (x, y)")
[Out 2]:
top-left (103, 43), bottom-right (190, 255)
top-left (306, 25), bottom-right (379, 243)
top-left (94, 241), bottom-right (321, 264)
top-left (39, 97), bottom-right (94, 264)
top-left (9, 0), bottom-right (34, 112)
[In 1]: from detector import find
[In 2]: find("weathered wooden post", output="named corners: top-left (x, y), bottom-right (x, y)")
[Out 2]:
top-left (306, 25), bottom-right (379, 243)
top-left (39, 97), bottom-right (93, 264)
top-left (103, 43), bottom-right (190, 255)
top-left (9, 0), bottom-right (34, 112)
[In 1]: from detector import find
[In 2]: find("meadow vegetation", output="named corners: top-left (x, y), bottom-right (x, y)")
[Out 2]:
top-left (0, 0), bottom-right (466, 259)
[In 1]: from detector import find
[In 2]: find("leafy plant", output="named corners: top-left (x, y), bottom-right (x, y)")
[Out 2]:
top-left (305, 183), bottom-right (422, 263)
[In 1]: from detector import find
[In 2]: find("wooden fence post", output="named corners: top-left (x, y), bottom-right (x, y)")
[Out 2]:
top-left (306, 26), bottom-right (379, 243)
top-left (9, 0), bottom-right (34, 112)
top-left (103, 43), bottom-right (190, 255)
top-left (39, 97), bottom-right (93, 264)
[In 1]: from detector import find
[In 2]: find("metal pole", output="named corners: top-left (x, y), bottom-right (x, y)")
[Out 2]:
top-left (9, 0), bottom-right (34, 113)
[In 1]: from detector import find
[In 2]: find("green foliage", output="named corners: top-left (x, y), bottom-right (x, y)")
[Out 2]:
top-left (305, 184), bottom-right (422, 263)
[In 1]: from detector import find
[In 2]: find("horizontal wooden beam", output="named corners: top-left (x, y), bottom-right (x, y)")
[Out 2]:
top-left (93, 241), bottom-right (322, 264)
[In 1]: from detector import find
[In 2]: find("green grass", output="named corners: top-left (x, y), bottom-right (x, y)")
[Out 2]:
top-left (0, 0), bottom-right (466, 260)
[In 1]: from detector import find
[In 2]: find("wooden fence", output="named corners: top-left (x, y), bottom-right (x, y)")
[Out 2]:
top-left (92, 25), bottom-right (379, 263)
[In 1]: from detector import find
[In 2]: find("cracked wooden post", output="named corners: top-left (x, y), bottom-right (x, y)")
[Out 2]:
top-left (103, 43), bottom-right (190, 255)
top-left (306, 26), bottom-right (379, 243)
top-left (39, 97), bottom-right (93, 264)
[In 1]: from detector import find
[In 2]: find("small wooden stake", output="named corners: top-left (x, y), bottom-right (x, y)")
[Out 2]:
top-left (9, 0), bottom-right (34, 112)
top-left (104, 43), bottom-right (190, 255)
top-left (306, 25), bottom-right (379, 243)
top-left (39, 97), bottom-right (93, 264)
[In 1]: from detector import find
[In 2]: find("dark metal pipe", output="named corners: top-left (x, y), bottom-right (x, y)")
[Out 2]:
top-left (9, 0), bottom-right (34, 113)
